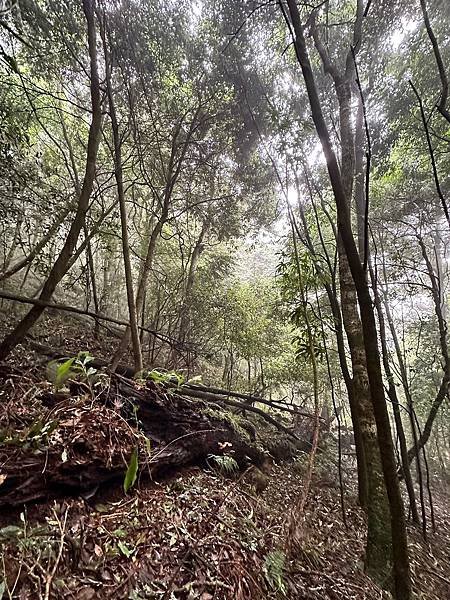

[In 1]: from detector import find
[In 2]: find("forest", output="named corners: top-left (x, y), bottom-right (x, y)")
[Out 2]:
top-left (0, 0), bottom-right (449, 598)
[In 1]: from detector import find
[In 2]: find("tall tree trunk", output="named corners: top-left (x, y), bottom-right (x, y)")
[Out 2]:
top-left (337, 69), bottom-right (392, 584)
top-left (298, 178), bottom-right (369, 507)
top-left (338, 246), bottom-right (392, 565)
top-left (282, 3), bottom-right (411, 597)
top-left (0, 0), bottom-right (102, 361)
top-left (102, 19), bottom-right (142, 373)
top-left (354, 95), bottom-right (365, 257)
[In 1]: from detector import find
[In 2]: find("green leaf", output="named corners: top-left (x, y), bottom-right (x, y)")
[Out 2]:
top-left (117, 540), bottom-right (134, 558)
top-left (123, 448), bottom-right (138, 494)
top-left (54, 357), bottom-right (76, 390)
top-left (112, 528), bottom-right (127, 538)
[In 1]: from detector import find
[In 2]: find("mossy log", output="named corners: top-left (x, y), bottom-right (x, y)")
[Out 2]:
top-left (0, 375), bottom-right (269, 507)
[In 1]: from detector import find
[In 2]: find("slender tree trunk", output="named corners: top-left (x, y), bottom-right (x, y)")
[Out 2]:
top-left (354, 95), bottom-right (365, 257)
top-left (0, 0), bottom-right (102, 361)
top-left (299, 177), bottom-right (369, 507)
top-left (286, 211), bottom-right (321, 553)
top-left (110, 216), bottom-right (164, 371)
top-left (354, 86), bottom-right (414, 534)
top-left (2, 212), bottom-right (23, 272)
top-left (102, 20), bottom-right (142, 373)
top-left (83, 223), bottom-right (100, 336)
top-left (282, 3), bottom-right (411, 597)
top-left (381, 281), bottom-right (428, 534)
top-left (370, 263), bottom-right (419, 524)
top-left (404, 236), bottom-right (450, 460)
top-left (60, 109), bottom-right (100, 336)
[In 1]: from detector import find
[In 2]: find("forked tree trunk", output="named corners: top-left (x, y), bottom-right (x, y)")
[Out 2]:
top-left (0, 0), bottom-right (102, 362)
top-left (308, 10), bottom-right (391, 549)
top-left (282, 2), bottom-right (411, 598)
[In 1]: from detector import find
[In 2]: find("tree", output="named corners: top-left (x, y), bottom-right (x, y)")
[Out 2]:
top-left (0, 0), bottom-right (102, 361)
top-left (280, 1), bottom-right (411, 597)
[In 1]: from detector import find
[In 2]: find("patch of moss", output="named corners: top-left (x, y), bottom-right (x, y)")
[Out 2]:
top-left (202, 406), bottom-right (253, 441)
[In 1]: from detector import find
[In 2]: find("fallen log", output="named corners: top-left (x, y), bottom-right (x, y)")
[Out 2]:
top-left (21, 339), bottom-right (315, 439)
top-left (0, 375), bottom-right (270, 507)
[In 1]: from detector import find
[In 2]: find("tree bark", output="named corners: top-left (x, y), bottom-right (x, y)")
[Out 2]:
top-left (298, 174), bottom-right (369, 507)
top-left (0, 0), bottom-right (102, 362)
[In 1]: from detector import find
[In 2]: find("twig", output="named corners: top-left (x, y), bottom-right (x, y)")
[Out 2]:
top-left (43, 505), bottom-right (68, 600)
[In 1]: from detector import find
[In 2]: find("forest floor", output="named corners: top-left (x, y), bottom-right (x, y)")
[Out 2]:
top-left (0, 307), bottom-right (449, 599)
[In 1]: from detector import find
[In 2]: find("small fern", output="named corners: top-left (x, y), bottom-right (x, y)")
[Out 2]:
top-left (264, 549), bottom-right (287, 594)
top-left (207, 454), bottom-right (239, 475)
